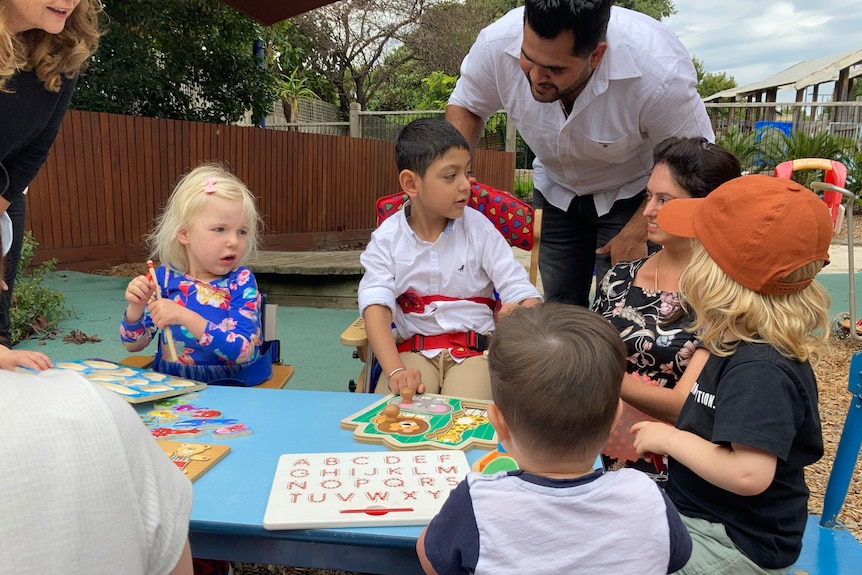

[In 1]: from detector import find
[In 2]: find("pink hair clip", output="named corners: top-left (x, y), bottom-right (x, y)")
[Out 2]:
top-left (204, 178), bottom-right (217, 194)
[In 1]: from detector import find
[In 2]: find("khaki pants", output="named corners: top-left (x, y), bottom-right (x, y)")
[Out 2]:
top-left (380, 349), bottom-right (492, 400)
top-left (675, 515), bottom-right (790, 575)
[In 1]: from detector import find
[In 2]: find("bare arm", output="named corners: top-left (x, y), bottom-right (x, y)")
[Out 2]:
top-left (595, 198), bottom-right (648, 264)
top-left (168, 540), bottom-right (193, 575)
top-left (621, 348), bottom-right (709, 424)
top-left (416, 527), bottom-right (441, 575)
top-left (0, 345), bottom-right (52, 371)
top-left (497, 297), bottom-right (541, 318)
top-left (363, 304), bottom-right (424, 394)
top-left (445, 105), bottom-right (485, 153)
top-left (632, 422), bottom-right (778, 495)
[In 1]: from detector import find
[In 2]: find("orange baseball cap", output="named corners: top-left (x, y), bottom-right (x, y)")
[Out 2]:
top-left (656, 174), bottom-right (832, 295)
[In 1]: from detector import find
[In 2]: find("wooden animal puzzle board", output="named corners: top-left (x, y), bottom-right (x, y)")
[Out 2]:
top-left (263, 450), bottom-right (470, 530)
top-left (22, 359), bottom-right (206, 403)
top-left (340, 393), bottom-right (497, 451)
top-left (157, 440), bottom-right (231, 482)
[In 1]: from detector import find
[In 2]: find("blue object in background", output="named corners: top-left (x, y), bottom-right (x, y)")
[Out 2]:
top-left (754, 120), bottom-right (793, 141)
top-left (753, 121), bottom-right (793, 167)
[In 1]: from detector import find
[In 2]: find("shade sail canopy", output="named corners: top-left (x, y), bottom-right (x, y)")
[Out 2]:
top-left (221, 0), bottom-right (340, 26)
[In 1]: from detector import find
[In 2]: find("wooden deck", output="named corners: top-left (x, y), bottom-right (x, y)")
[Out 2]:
top-left (249, 251), bottom-right (364, 309)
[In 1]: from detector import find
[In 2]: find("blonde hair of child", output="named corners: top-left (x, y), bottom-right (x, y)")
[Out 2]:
top-left (679, 242), bottom-right (830, 363)
top-left (149, 163), bottom-right (260, 275)
top-left (0, 0), bottom-right (102, 92)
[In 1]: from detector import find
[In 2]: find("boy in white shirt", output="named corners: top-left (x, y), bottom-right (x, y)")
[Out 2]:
top-left (358, 118), bottom-right (541, 400)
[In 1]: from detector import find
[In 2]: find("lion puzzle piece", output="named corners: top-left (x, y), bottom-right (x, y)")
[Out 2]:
top-left (340, 393), bottom-right (497, 451)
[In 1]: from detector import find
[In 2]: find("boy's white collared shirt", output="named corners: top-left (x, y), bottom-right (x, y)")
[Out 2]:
top-left (359, 206), bottom-right (541, 360)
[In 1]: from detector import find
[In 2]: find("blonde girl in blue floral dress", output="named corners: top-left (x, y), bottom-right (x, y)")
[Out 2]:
top-left (120, 163), bottom-right (265, 384)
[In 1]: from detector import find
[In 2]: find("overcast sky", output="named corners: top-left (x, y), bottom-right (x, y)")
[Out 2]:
top-left (665, 0), bottom-right (862, 97)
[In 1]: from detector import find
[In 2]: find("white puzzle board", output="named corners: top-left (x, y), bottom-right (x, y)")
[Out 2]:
top-left (17, 359), bottom-right (205, 403)
top-left (263, 450), bottom-right (470, 530)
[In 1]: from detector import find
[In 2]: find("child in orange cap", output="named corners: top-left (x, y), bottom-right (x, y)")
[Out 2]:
top-left (632, 174), bottom-right (831, 573)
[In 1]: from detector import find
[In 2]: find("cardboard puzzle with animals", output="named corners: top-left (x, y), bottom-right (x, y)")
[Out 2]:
top-left (157, 440), bottom-right (231, 482)
top-left (340, 393), bottom-right (497, 451)
top-left (263, 450), bottom-right (470, 529)
top-left (24, 359), bottom-right (206, 403)
top-left (140, 393), bottom-right (253, 440)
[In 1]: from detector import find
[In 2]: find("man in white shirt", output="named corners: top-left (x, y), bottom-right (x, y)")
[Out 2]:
top-left (446, 0), bottom-right (714, 306)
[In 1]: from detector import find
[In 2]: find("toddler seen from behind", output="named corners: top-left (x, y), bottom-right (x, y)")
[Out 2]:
top-left (417, 303), bottom-right (692, 574)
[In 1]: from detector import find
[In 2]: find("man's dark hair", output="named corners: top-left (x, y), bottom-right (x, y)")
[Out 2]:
top-left (395, 118), bottom-right (470, 175)
top-left (488, 303), bottom-right (626, 460)
top-left (524, 0), bottom-right (614, 58)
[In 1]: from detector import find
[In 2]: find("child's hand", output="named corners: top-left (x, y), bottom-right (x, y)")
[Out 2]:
top-left (0, 347), bottom-right (53, 371)
top-left (497, 298), bottom-right (540, 319)
top-left (630, 420), bottom-right (677, 458)
top-left (388, 368), bottom-right (425, 396)
top-left (125, 274), bottom-right (155, 308)
top-left (497, 303), bottom-right (520, 318)
top-left (146, 298), bottom-right (188, 329)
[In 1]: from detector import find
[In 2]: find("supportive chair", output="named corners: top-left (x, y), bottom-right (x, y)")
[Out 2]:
top-left (773, 158), bottom-right (847, 234)
top-left (790, 350), bottom-right (862, 573)
top-left (340, 182), bottom-right (541, 393)
top-left (121, 295), bottom-right (294, 389)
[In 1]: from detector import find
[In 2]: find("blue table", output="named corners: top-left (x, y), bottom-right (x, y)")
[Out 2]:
top-left (139, 386), bottom-right (481, 574)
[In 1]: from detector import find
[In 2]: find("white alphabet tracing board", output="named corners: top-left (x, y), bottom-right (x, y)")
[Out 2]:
top-left (263, 450), bottom-right (470, 530)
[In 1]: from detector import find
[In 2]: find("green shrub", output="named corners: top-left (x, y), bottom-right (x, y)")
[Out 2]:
top-left (756, 130), bottom-right (856, 187)
top-left (840, 148), bottom-right (862, 197)
top-left (513, 174), bottom-right (533, 199)
top-left (716, 126), bottom-right (760, 174)
top-left (9, 232), bottom-right (71, 344)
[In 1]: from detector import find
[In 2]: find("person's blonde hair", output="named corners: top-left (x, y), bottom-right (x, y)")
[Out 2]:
top-left (149, 163), bottom-right (261, 275)
top-left (0, 0), bottom-right (102, 92)
top-left (679, 242), bottom-right (830, 363)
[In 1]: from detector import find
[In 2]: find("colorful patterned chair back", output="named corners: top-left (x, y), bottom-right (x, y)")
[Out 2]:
top-left (375, 183), bottom-right (536, 250)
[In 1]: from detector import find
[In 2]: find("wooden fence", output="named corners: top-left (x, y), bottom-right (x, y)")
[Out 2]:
top-left (25, 110), bottom-right (515, 271)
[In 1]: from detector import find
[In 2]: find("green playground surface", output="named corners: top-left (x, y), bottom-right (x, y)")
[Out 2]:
top-left (12, 269), bottom-right (862, 394)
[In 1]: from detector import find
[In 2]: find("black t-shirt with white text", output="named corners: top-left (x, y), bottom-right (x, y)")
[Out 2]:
top-left (666, 342), bottom-right (823, 569)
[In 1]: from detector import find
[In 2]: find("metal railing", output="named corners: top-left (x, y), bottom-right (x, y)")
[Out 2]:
top-left (266, 100), bottom-right (862, 148)
top-left (706, 101), bottom-right (862, 143)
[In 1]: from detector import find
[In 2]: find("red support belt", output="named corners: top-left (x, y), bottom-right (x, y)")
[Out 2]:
top-left (396, 331), bottom-right (489, 359)
top-left (397, 292), bottom-right (497, 314)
